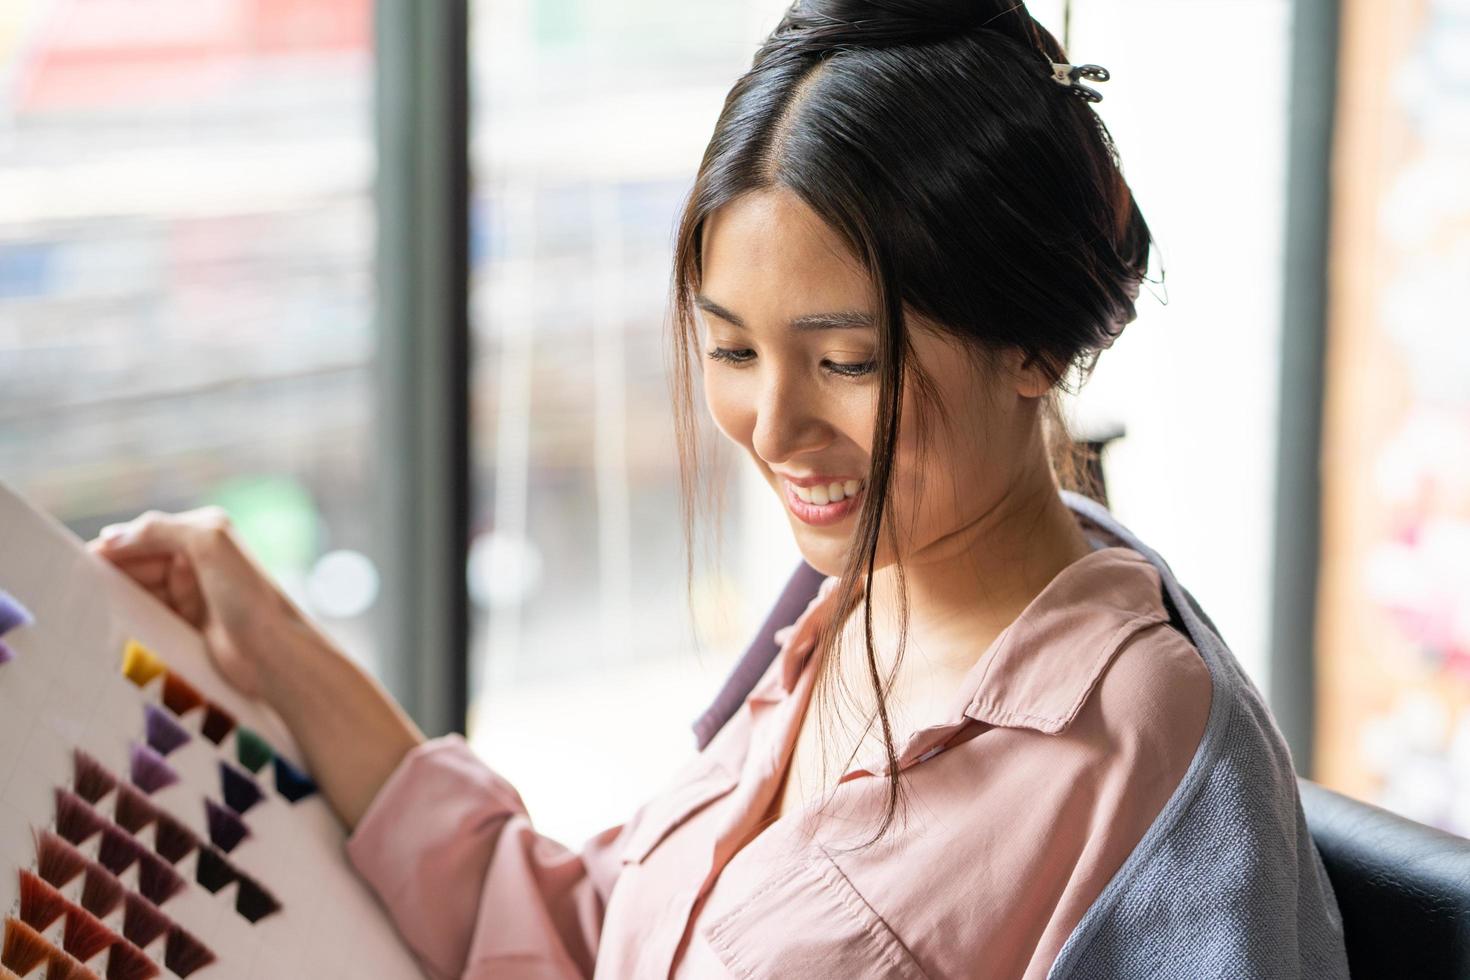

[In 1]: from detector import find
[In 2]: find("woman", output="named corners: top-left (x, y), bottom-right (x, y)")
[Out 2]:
top-left (89, 1), bottom-right (1349, 977)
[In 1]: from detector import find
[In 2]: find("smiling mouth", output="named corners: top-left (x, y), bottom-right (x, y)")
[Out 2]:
top-left (788, 479), bottom-right (862, 505)
top-left (781, 478), bottom-right (864, 526)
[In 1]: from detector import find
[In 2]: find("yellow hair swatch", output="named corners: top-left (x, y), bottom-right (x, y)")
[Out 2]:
top-left (120, 639), bottom-right (166, 688)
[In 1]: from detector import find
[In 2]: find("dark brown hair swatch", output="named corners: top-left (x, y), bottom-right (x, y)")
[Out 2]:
top-left (80, 863), bottom-right (125, 919)
top-left (97, 825), bottom-right (142, 876)
top-left (234, 872), bottom-right (282, 924)
top-left (103, 937), bottom-right (158, 980)
top-left (134, 850), bottom-right (185, 906)
top-left (163, 925), bottom-right (216, 978)
top-left (72, 750), bottom-right (117, 806)
top-left (218, 761), bottom-right (264, 815)
top-left (200, 703), bottom-right (236, 745)
top-left (121, 892), bottom-right (170, 950)
top-left (204, 798), bottom-right (250, 853)
top-left (54, 788), bottom-right (109, 846)
top-left (18, 869), bottom-right (68, 931)
top-left (152, 811), bottom-right (199, 865)
top-left (193, 845), bottom-right (237, 894)
top-left (111, 784), bottom-right (158, 836)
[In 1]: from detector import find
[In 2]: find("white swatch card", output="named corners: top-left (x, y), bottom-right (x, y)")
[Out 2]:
top-left (0, 480), bottom-right (426, 979)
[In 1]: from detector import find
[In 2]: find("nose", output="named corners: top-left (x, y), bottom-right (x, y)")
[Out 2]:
top-left (749, 363), bottom-right (833, 467)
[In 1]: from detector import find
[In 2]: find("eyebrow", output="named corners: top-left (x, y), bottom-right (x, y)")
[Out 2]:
top-left (694, 294), bottom-right (876, 331)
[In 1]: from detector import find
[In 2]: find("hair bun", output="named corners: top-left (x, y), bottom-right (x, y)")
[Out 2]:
top-left (759, 0), bottom-right (1049, 68)
top-left (770, 0), bottom-right (1034, 50)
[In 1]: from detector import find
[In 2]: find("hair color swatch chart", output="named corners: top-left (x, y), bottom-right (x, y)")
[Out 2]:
top-left (0, 484), bottom-right (426, 979)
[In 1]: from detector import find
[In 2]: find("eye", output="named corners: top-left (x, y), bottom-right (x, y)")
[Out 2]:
top-left (706, 347), bottom-right (756, 366)
top-left (822, 358), bottom-right (876, 379)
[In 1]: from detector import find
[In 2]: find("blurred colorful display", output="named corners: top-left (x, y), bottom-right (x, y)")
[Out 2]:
top-left (1316, 0), bottom-right (1470, 834)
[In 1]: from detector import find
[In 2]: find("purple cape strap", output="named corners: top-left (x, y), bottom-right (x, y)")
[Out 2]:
top-left (691, 561), bottom-right (826, 750)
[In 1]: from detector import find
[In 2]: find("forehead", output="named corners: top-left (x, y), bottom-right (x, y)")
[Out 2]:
top-left (700, 188), bottom-right (872, 310)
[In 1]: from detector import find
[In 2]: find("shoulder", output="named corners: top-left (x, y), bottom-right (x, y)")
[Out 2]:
top-left (1085, 618), bottom-right (1214, 774)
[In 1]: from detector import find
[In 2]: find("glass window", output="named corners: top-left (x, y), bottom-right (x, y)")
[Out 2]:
top-left (466, 0), bottom-right (804, 844)
top-left (0, 0), bottom-right (384, 677)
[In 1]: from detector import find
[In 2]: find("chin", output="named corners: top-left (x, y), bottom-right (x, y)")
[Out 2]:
top-left (789, 527), bottom-right (850, 578)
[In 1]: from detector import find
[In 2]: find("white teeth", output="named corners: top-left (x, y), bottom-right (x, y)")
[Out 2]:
top-left (789, 479), bottom-right (863, 507)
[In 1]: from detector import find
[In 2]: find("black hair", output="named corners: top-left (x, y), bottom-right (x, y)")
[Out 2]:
top-left (669, 0), bottom-right (1158, 848)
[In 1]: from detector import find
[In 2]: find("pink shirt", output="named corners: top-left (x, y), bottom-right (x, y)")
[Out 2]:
top-left (346, 545), bottom-right (1213, 979)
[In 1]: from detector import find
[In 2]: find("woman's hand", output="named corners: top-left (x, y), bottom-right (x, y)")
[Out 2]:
top-left (87, 506), bottom-right (300, 701)
top-left (87, 506), bottom-right (426, 830)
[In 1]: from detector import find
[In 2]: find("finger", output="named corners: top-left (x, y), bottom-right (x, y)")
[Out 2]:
top-left (109, 556), bottom-right (173, 587)
top-left (167, 555), bottom-right (206, 626)
top-left (142, 580), bottom-right (173, 608)
top-left (92, 510), bottom-right (212, 561)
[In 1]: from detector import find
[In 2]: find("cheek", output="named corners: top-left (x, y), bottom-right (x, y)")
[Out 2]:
top-left (702, 372), bottom-right (754, 448)
top-left (888, 389), bottom-right (984, 529)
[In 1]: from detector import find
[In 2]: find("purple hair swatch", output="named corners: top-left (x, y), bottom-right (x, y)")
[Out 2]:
top-left (0, 586), bottom-right (35, 665)
top-left (0, 587), bottom-right (33, 633)
top-left (130, 741), bottom-right (180, 794)
top-left (144, 702), bottom-right (192, 755)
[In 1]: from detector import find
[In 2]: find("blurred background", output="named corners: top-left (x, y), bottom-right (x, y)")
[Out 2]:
top-left (0, 0), bottom-right (1466, 847)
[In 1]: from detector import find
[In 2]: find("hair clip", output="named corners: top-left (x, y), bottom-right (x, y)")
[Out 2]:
top-left (1049, 62), bottom-right (1110, 103)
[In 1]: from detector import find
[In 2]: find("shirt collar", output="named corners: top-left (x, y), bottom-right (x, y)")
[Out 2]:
top-left (956, 545), bottom-right (1171, 734)
top-left (749, 545), bottom-right (1173, 741)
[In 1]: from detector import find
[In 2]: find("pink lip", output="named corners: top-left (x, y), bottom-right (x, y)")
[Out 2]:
top-left (782, 479), bottom-right (863, 527)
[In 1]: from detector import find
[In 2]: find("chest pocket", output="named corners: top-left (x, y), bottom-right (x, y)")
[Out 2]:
top-left (699, 847), bottom-right (931, 980)
top-left (618, 753), bottom-right (740, 866)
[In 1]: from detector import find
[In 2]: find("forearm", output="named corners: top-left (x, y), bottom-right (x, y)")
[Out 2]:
top-left (253, 613), bottom-right (427, 831)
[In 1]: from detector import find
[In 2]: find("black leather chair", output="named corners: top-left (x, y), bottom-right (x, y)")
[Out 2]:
top-left (1297, 778), bottom-right (1470, 979)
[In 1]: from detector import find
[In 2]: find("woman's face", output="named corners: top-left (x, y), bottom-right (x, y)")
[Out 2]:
top-left (698, 187), bottom-right (1052, 578)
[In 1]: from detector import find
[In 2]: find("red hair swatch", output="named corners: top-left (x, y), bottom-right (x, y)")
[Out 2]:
top-left (62, 905), bottom-right (117, 963)
top-left (36, 829), bottom-right (88, 888)
top-left (161, 671), bottom-right (206, 716)
top-left (18, 869), bottom-right (68, 931)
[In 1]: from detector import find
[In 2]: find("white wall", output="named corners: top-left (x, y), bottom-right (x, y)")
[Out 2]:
top-left (1059, 0), bottom-right (1292, 692)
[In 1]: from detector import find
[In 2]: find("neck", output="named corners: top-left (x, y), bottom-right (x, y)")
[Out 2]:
top-left (855, 466), bottom-right (1095, 682)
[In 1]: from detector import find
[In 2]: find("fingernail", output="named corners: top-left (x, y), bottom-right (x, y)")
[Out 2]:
top-left (99, 525), bottom-right (127, 543)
